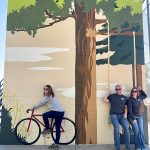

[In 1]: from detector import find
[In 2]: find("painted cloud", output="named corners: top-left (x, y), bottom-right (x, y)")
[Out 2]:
top-left (5, 47), bottom-right (69, 62)
top-left (56, 83), bottom-right (130, 98)
top-left (29, 67), bottom-right (64, 71)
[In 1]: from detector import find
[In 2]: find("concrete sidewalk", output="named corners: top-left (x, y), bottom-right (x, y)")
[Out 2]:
top-left (0, 145), bottom-right (149, 150)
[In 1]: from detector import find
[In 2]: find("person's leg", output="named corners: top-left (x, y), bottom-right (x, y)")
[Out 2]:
top-left (110, 114), bottom-right (120, 150)
top-left (137, 116), bottom-right (146, 149)
top-left (55, 112), bottom-right (64, 144)
top-left (119, 116), bottom-right (131, 150)
top-left (128, 117), bottom-right (140, 149)
top-left (42, 111), bottom-right (55, 129)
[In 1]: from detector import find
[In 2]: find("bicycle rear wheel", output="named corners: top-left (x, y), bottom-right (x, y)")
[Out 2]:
top-left (15, 118), bottom-right (41, 145)
top-left (51, 117), bottom-right (77, 145)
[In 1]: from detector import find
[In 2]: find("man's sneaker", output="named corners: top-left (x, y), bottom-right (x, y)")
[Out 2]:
top-left (41, 128), bottom-right (51, 135)
top-left (48, 143), bottom-right (59, 150)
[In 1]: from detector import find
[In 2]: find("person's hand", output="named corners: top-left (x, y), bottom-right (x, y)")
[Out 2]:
top-left (137, 86), bottom-right (142, 91)
top-left (107, 89), bottom-right (112, 95)
top-left (133, 119), bottom-right (137, 124)
top-left (123, 113), bottom-right (127, 118)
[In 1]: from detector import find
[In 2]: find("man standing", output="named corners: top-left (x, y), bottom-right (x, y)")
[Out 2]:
top-left (104, 85), bottom-right (130, 150)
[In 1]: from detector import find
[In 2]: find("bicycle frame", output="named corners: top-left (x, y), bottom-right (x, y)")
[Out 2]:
top-left (27, 110), bottom-right (64, 133)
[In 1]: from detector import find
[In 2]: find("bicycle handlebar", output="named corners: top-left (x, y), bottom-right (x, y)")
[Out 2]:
top-left (26, 109), bottom-right (33, 113)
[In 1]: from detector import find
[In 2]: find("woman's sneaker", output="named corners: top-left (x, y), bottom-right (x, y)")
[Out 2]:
top-left (41, 128), bottom-right (51, 135)
top-left (48, 143), bottom-right (59, 150)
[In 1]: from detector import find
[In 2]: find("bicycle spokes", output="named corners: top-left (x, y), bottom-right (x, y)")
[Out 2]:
top-left (51, 118), bottom-right (76, 145)
top-left (15, 118), bottom-right (41, 145)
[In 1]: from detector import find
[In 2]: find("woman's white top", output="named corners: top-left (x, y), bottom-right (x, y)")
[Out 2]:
top-left (33, 96), bottom-right (64, 112)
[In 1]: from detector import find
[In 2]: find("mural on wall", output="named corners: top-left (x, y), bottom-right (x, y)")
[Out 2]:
top-left (1, 0), bottom-right (147, 145)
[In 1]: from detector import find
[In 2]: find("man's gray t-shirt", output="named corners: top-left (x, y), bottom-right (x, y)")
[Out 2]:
top-left (107, 93), bottom-right (128, 115)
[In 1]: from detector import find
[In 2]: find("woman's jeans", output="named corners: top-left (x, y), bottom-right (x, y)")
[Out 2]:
top-left (42, 110), bottom-right (64, 144)
top-left (110, 114), bottom-right (130, 150)
top-left (128, 116), bottom-right (146, 149)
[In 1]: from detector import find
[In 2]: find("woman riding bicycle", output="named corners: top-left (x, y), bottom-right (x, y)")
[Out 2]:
top-left (31, 85), bottom-right (65, 150)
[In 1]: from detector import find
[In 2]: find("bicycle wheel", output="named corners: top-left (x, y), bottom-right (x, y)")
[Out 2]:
top-left (51, 117), bottom-right (77, 145)
top-left (15, 118), bottom-right (41, 145)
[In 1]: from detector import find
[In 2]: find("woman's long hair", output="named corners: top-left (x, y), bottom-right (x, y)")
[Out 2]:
top-left (43, 85), bottom-right (55, 97)
top-left (130, 87), bottom-right (144, 114)
top-left (129, 87), bottom-right (138, 98)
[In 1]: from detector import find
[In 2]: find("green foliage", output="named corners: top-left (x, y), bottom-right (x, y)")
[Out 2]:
top-left (8, 0), bottom-right (66, 13)
top-left (96, 35), bottom-right (144, 65)
top-left (96, 23), bottom-right (144, 65)
top-left (7, 3), bottom-right (46, 36)
top-left (76, 0), bottom-right (108, 12)
top-left (114, 0), bottom-right (142, 15)
top-left (7, 0), bottom-right (143, 36)
top-left (53, 0), bottom-right (65, 9)
top-left (74, 0), bottom-right (142, 14)
top-left (7, 0), bottom-right (72, 36)
top-left (0, 106), bottom-right (24, 144)
top-left (96, 0), bottom-right (106, 4)
top-left (96, 0), bottom-right (143, 66)
top-left (96, 0), bottom-right (143, 32)
top-left (8, 0), bottom-right (36, 14)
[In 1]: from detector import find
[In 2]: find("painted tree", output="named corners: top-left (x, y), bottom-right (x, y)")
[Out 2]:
top-left (97, 0), bottom-right (144, 87)
top-left (96, 0), bottom-right (144, 65)
top-left (96, 35), bottom-right (144, 64)
top-left (96, 0), bottom-right (148, 142)
top-left (0, 107), bottom-right (24, 144)
top-left (7, 0), bottom-right (143, 144)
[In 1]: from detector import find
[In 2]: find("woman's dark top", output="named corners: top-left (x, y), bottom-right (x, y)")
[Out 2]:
top-left (127, 90), bottom-right (147, 120)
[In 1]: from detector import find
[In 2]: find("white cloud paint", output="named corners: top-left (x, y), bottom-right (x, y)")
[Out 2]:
top-left (29, 67), bottom-right (64, 71)
top-left (5, 47), bottom-right (69, 62)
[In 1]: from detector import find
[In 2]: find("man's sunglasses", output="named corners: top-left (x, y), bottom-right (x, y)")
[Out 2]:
top-left (115, 89), bottom-right (122, 91)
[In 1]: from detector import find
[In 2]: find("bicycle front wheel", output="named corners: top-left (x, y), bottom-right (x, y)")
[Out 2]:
top-left (51, 117), bottom-right (77, 145)
top-left (15, 118), bottom-right (41, 145)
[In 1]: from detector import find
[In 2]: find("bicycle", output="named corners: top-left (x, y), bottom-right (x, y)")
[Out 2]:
top-left (15, 109), bottom-right (77, 145)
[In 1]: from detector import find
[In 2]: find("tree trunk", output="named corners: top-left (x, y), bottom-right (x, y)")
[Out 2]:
top-left (75, 3), bottom-right (97, 144)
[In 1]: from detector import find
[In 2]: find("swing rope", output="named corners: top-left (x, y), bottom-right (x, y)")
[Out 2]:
top-left (107, 20), bottom-right (110, 90)
top-left (107, 20), bottom-right (111, 124)
top-left (133, 31), bottom-right (137, 87)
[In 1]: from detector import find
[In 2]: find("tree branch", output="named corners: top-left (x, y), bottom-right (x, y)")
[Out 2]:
top-left (44, 9), bottom-right (60, 19)
top-left (95, 19), bottom-right (106, 24)
top-left (96, 31), bottom-right (143, 36)
top-left (15, 17), bottom-right (68, 32)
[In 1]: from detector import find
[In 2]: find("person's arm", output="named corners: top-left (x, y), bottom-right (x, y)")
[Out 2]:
top-left (103, 92), bottom-right (111, 103)
top-left (127, 99), bottom-right (136, 122)
top-left (123, 105), bottom-right (127, 118)
top-left (123, 97), bottom-right (128, 118)
top-left (140, 90), bottom-right (147, 99)
top-left (139, 90), bottom-right (147, 100)
top-left (32, 97), bottom-right (49, 109)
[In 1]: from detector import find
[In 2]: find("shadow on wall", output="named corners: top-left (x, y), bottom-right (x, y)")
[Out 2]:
top-left (0, 106), bottom-right (23, 145)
